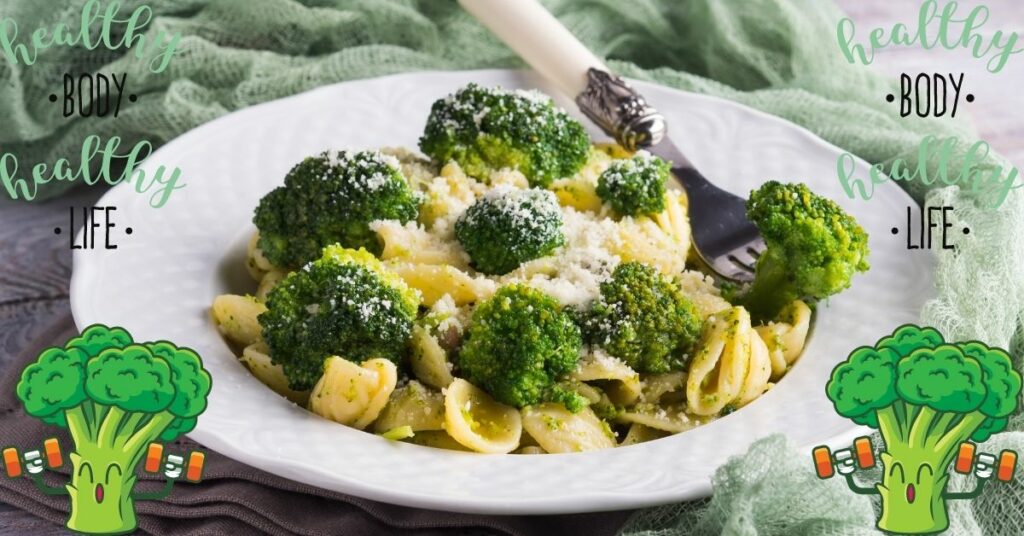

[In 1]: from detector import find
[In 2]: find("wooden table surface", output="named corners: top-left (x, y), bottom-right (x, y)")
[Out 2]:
top-left (1, 1), bottom-right (1022, 533)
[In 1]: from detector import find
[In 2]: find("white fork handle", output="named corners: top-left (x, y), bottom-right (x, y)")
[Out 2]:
top-left (457, 0), bottom-right (607, 98)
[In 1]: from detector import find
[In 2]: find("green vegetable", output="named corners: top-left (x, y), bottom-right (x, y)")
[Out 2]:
top-left (455, 186), bottom-right (565, 275)
top-left (419, 83), bottom-right (590, 187)
top-left (253, 150), bottom-right (420, 268)
top-left (16, 325), bottom-right (212, 535)
top-left (259, 246), bottom-right (420, 390)
top-left (457, 285), bottom-right (583, 409)
top-left (583, 262), bottom-right (702, 373)
top-left (739, 181), bottom-right (869, 321)
top-left (596, 152), bottom-right (669, 216)
top-left (826, 325), bottom-right (1022, 534)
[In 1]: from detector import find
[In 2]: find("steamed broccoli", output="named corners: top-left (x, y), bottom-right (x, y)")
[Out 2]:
top-left (738, 181), bottom-right (869, 321)
top-left (583, 262), bottom-right (702, 373)
top-left (253, 150), bottom-right (421, 268)
top-left (455, 186), bottom-right (565, 275)
top-left (259, 246), bottom-right (421, 390)
top-left (457, 285), bottom-right (583, 409)
top-left (419, 83), bottom-right (590, 187)
top-left (596, 152), bottom-right (669, 216)
top-left (16, 325), bottom-right (211, 535)
top-left (826, 325), bottom-right (1022, 534)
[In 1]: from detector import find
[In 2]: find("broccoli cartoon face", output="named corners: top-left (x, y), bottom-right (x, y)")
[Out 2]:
top-left (820, 324), bottom-right (1022, 535)
top-left (11, 325), bottom-right (212, 535)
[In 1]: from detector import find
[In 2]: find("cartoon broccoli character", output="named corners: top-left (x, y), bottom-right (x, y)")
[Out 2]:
top-left (12, 324), bottom-right (212, 535)
top-left (821, 324), bottom-right (1022, 534)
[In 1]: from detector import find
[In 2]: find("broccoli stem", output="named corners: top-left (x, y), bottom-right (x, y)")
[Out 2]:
top-left (64, 406), bottom-right (92, 445)
top-left (121, 412), bottom-right (175, 458)
top-left (739, 255), bottom-right (792, 321)
top-left (96, 406), bottom-right (127, 449)
top-left (932, 412), bottom-right (986, 456)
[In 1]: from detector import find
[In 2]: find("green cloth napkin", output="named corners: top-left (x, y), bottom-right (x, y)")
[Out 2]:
top-left (4, 1), bottom-right (1023, 535)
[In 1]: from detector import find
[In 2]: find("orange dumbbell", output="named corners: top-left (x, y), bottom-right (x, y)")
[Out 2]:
top-left (144, 443), bottom-right (164, 473)
top-left (185, 451), bottom-right (205, 482)
top-left (997, 450), bottom-right (1017, 482)
top-left (813, 436), bottom-right (875, 479)
top-left (813, 446), bottom-right (834, 479)
top-left (44, 438), bottom-right (62, 469)
top-left (955, 442), bottom-right (976, 474)
top-left (3, 448), bottom-right (21, 478)
top-left (854, 437), bottom-right (876, 469)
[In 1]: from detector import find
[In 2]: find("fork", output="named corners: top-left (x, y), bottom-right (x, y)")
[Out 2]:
top-left (459, 0), bottom-right (765, 283)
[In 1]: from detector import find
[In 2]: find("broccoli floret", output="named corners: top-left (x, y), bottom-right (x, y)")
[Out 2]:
top-left (596, 152), bottom-right (669, 216)
top-left (259, 246), bottom-right (421, 390)
top-left (457, 285), bottom-right (582, 409)
top-left (455, 186), bottom-right (565, 275)
top-left (253, 150), bottom-right (420, 268)
top-left (739, 181), bottom-right (869, 321)
top-left (583, 262), bottom-right (702, 373)
top-left (419, 83), bottom-right (590, 187)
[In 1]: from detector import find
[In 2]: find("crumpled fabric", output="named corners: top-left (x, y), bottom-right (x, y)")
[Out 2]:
top-left (3, 1), bottom-right (1022, 535)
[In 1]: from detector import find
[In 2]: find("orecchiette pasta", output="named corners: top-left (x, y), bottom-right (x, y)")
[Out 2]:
top-left (755, 299), bottom-right (812, 379)
top-left (675, 270), bottom-right (732, 318)
top-left (246, 232), bottom-right (275, 281)
top-left (386, 262), bottom-right (496, 306)
top-left (617, 402), bottom-right (706, 434)
top-left (611, 191), bottom-right (691, 275)
top-left (734, 329), bottom-right (772, 407)
top-left (444, 379), bottom-right (522, 454)
top-left (212, 294), bottom-right (266, 347)
top-left (256, 270), bottom-right (288, 302)
top-left (309, 357), bottom-right (397, 430)
top-left (240, 342), bottom-right (309, 405)
top-left (373, 380), bottom-right (446, 433)
top-left (686, 306), bottom-right (755, 416)
top-left (571, 350), bottom-right (643, 406)
top-left (620, 423), bottom-right (670, 446)
top-left (641, 371), bottom-right (687, 405)
top-left (404, 430), bottom-right (471, 452)
top-left (520, 404), bottom-right (617, 453)
top-left (409, 325), bottom-right (456, 389)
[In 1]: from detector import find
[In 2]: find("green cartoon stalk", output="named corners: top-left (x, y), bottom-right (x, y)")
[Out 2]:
top-left (825, 325), bottom-right (1022, 534)
top-left (15, 325), bottom-right (212, 535)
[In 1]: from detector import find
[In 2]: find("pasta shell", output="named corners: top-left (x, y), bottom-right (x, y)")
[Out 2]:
top-left (409, 325), bottom-right (456, 389)
top-left (212, 294), bottom-right (266, 347)
top-left (521, 404), bottom-right (617, 454)
top-left (240, 343), bottom-right (309, 405)
top-left (444, 379), bottom-right (522, 454)
top-left (686, 306), bottom-right (752, 416)
top-left (309, 357), bottom-right (397, 430)
top-left (374, 380), bottom-right (445, 433)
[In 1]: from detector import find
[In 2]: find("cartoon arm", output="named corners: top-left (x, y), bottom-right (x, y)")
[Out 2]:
top-left (28, 473), bottom-right (69, 496)
top-left (843, 472), bottom-right (880, 495)
top-left (943, 477), bottom-right (987, 500)
top-left (132, 477), bottom-right (175, 501)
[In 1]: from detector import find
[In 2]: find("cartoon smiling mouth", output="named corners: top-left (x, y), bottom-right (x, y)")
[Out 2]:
top-left (906, 483), bottom-right (915, 504)
top-left (95, 484), bottom-right (104, 504)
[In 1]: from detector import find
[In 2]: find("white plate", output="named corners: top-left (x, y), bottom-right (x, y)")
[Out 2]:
top-left (71, 69), bottom-right (933, 514)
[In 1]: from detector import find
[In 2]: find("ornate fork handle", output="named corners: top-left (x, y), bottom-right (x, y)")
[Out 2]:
top-left (575, 68), bottom-right (667, 151)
